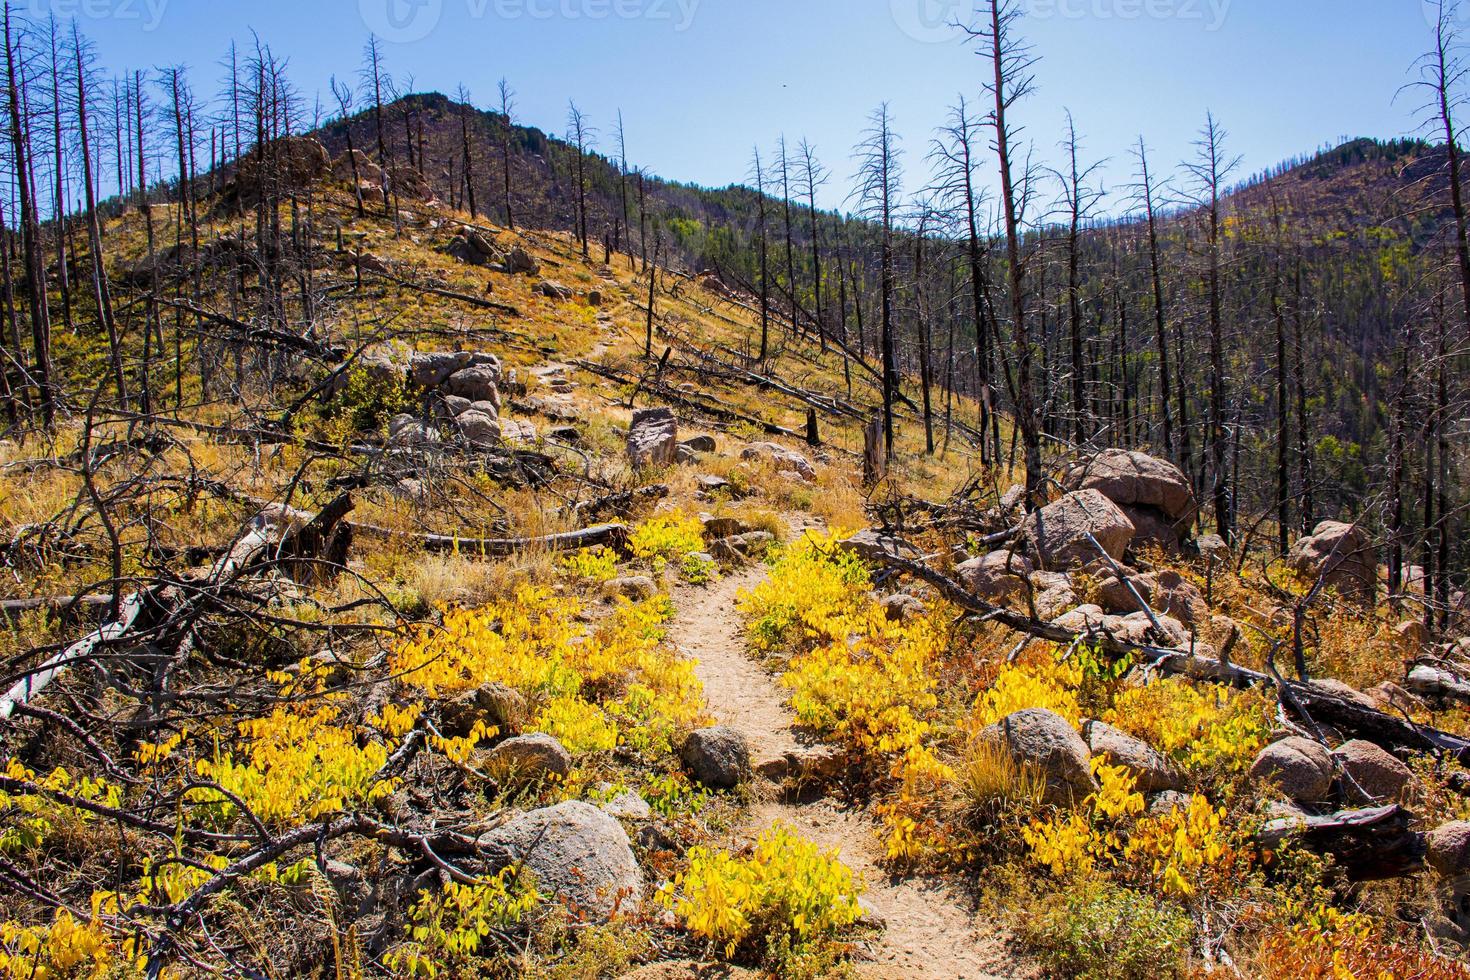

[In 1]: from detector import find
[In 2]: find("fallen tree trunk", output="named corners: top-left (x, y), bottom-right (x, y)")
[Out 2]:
top-left (365, 268), bottom-right (522, 318)
top-left (1258, 805), bottom-right (1426, 882)
top-left (566, 485), bottom-right (669, 520)
top-left (868, 549), bottom-right (1470, 763)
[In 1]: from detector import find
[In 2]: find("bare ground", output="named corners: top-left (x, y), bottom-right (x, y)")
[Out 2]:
top-left (667, 565), bottom-right (1030, 980)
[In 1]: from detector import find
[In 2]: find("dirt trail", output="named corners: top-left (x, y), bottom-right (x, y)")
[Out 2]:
top-left (668, 567), bottom-right (1028, 980)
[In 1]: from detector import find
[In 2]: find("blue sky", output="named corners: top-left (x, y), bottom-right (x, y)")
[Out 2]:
top-left (56, 0), bottom-right (1455, 213)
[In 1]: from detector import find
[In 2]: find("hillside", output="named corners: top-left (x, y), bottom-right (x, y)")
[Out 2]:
top-left (2, 132), bottom-right (1470, 978)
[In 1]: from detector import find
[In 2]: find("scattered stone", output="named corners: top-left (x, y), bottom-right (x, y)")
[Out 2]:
top-left (388, 415), bottom-right (441, 449)
top-left (603, 576), bottom-right (657, 602)
top-left (1306, 678), bottom-right (1379, 711)
top-left (476, 801), bottom-right (642, 922)
top-left (681, 435), bottom-right (718, 454)
top-left (756, 745), bottom-right (846, 786)
top-left (956, 550), bottom-right (1034, 602)
top-left (1367, 681), bottom-right (1421, 715)
top-left (500, 245), bottom-right (539, 276)
top-left (1195, 533), bottom-right (1230, 563)
top-left (980, 708), bottom-right (1096, 807)
top-left (679, 727), bottom-right (750, 789)
top-left (479, 733), bottom-right (573, 786)
top-left (500, 419), bottom-right (538, 443)
top-left (441, 683), bottom-right (529, 738)
top-left (1427, 821), bottom-right (1470, 877)
top-left (443, 364), bottom-right (503, 408)
top-left (1333, 740), bottom-right (1412, 803)
top-left (697, 475), bottom-right (735, 496)
top-left (600, 790), bottom-right (652, 822)
top-left (881, 594), bottom-right (927, 622)
top-left (627, 407), bottom-right (679, 469)
top-left (1250, 736), bottom-right (1334, 802)
top-left (838, 529), bottom-right (921, 563)
top-left (1396, 620), bottom-right (1431, 650)
top-left (1023, 489), bottom-right (1137, 570)
top-left (1148, 790), bottom-right (1192, 816)
top-left (1084, 720), bottom-right (1182, 793)
top-left (740, 442), bottom-right (816, 482)
top-left (1288, 521), bottom-right (1377, 599)
top-left (535, 279), bottom-right (574, 300)
top-left (699, 514), bottom-right (748, 540)
top-left (456, 410), bottom-right (501, 448)
top-left (711, 531), bottom-right (775, 563)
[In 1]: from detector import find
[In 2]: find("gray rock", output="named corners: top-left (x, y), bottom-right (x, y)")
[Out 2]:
top-left (600, 790), bottom-right (652, 821)
top-left (740, 442), bottom-right (816, 482)
top-left (549, 426), bottom-right (582, 443)
top-left (1196, 533), bottom-right (1230, 563)
top-left (456, 409), bottom-right (501, 448)
top-left (534, 279), bottom-right (574, 300)
top-left (501, 245), bottom-right (539, 275)
top-left (838, 529), bottom-right (921, 563)
top-left (443, 364), bottom-right (503, 408)
top-left (699, 513), bottom-right (748, 540)
top-left (881, 594), bottom-right (927, 622)
top-left (603, 576), bottom-right (657, 601)
top-left (441, 683), bottom-right (529, 738)
top-left (410, 351), bottom-right (500, 390)
top-left (1023, 489), bottom-right (1137, 569)
top-left (1062, 449), bottom-right (1198, 527)
top-left (388, 415), bottom-right (441, 449)
top-left (681, 435), bottom-right (717, 454)
top-left (1084, 720), bottom-right (1182, 793)
top-left (477, 801), bottom-right (642, 922)
top-left (1288, 521), bottom-right (1377, 599)
top-left (956, 550), bottom-right (1034, 602)
top-left (1333, 739), bottom-right (1412, 803)
top-left (710, 531), bottom-right (775, 563)
top-left (627, 407), bottom-right (678, 469)
top-left (980, 708), bottom-right (1096, 807)
top-left (1249, 737), bottom-right (1334, 802)
top-left (480, 733), bottom-right (573, 786)
top-left (1147, 790), bottom-right (1192, 816)
top-left (1427, 821), bottom-right (1470, 877)
top-left (679, 727), bottom-right (750, 789)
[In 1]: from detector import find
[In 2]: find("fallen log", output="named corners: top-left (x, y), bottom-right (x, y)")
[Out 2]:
top-left (566, 485), bottom-right (670, 520)
top-left (0, 594), bottom-right (115, 622)
top-left (868, 548), bottom-right (1470, 763)
top-left (1258, 805), bottom-right (1426, 882)
top-left (365, 268), bottom-right (522, 318)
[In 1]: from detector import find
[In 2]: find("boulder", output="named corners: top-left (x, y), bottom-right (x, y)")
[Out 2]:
top-left (980, 708), bottom-right (1096, 807)
top-left (1195, 533), bottom-right (1230, 563)
top-left (1153, 571), bottom-right (1210, 628)
top-left (599, 790), bottom-right (652, 822)
top-left (1023, 489), bottom-right (1136, 569)
top-left (1062, 450), bottom-right (1198, 551)
top-left (1083, 720), bottom-right (1181, 793)
top-left (1249, 737), bottom-right (1334, 802)
top-left (479, 733), bottom-right (573, 786)
top-left (681, 435), bottom-right (718, 454)
top-left (710, 531), bottom-right (775, 563)
top-left (627, 407), bottom-right (678, 469)
top-left (1288, 521), bottom-right (1377, 599)
top-left (679, 727), bottom-right (750, 789)
top-left (1147, 790), bottom-right (1192, 816)
top-left (535, 279), bottom-right (574, 300)
top-left (740, 442), bottom-right (816, 482)
top-left (477, 801), bottom-right (642, 922)
top-left (603, 576), bottom-right (657, 602)
top-left (956, 551), bottom-right (1034, 602)
top-left (587, 289), bottom-right (603, 306)
top-left (500, 246), bottom-right (539, 276)
top-left (838, 529), bottom-right (921, 563)
top-left (331, 148), bottom-right (384, 189)
top-left (388, 415), bottom-right (441, 449)
top-left (456, 410), bottom-right (501, 448)
top-left (410, 351), bottom-right (501, 390)
top-left (445, 230), bottom-right (502, 267)
top-left (1332, 740), bottom-right (1412, 803)
top-left (441, 683), bottom-right (529, 738)
top-left (699, 514), bottom-right (748, 540)
top-left (881, 594), bottom-right (927, 622)
top-left (1427, 821), bottom-right (1470, 877)
top-left (443, 364), bottom-right (503, 408)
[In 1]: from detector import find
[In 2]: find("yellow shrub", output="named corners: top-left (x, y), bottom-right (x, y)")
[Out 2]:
top-left (629, 511), bottom-right (705, 572)
top-left (1104, 679), bottom-right (1272, 776)
top-left (559, 545), bottom-right (619, 583)
top-left (385, 869), bottom-right (540, 977)
top-left (1021, 761), bottom-right (1145, 878)
top-left (1121, 793), bottom-right (1242, 899)
top-left (971, 654), bottom-right (1085, 729)
top-left (659, 823), bottom-right (864, 957)
top-left (0, 908), bottom-right (149, 980)
top-left (738, 529), bottom-right (870, 654)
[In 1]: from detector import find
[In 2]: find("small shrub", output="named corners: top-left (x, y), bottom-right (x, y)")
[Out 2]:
top-left (1018, 878), bottom-right (1193, 980)
top-left (659, 823), bottom-right (864, 961)
top-left (385, 869), bottom-right (540, 976)
top-left (1104, 677), bottom-right (1272, 778)
top-left (559, 546), bottom-right (619, 584)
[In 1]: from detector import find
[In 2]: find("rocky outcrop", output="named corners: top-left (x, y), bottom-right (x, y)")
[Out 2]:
top-left (956, 551), bottom-right (1034, 602)
top-left (1062, 449), bottom-right (1198, 552)
top-left (534, 279), bottom-right (574, 300)
top-left (679, 727), bottom-right (750, 789)
top-left (710, 532), bottom-right (775, 563)
top-left (740, 442), bottom-right (816, 482)
top-left (478, 801), bottom-right (642, 922)
top-left (627, 408), bottom-right (678, 469)
top-left (1023, 489), bottom-right (1136, 569)
top-left (1288, 521), bottom-right (1377, 599)
top-left (980, 708), bottom-right (1096, 807)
